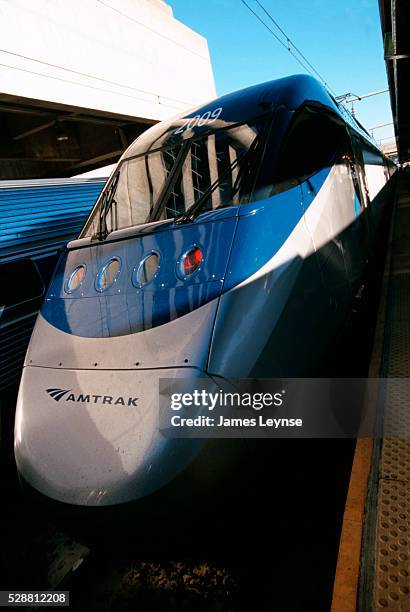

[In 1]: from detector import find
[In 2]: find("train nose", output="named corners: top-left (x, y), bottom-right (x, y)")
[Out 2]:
top-left (14, 365), bottom-right (207, 506)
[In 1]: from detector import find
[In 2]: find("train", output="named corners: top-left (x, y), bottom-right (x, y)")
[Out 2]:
top-left (0, 178), bottom-right (105, 392)
top-left (14, 75), bottom-right (396, 508)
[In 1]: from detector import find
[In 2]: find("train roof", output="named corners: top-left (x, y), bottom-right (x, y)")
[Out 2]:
top-left (123, 74), bottom-right (375, 160)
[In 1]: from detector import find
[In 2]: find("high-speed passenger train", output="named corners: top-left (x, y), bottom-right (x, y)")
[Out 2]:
top-left (15, 75), bottom-right (396, 507)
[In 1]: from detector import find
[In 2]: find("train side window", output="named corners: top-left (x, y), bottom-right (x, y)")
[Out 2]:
top-left (270, 110), bottom-right (344, 195)
top-left (362, 145), bottom-right (389, 200)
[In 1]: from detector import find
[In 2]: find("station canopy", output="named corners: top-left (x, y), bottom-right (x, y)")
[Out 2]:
top-left (0, 95), bottom-right (154, 180)
top-left (380, 0), bottom-right (410, 163)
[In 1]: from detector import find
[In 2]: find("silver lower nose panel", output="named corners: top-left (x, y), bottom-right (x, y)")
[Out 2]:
top-left (15, 365), bottom-right (208, 506)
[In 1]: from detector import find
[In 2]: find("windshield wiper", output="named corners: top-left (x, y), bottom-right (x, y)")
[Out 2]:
top-left (149, 141), bottom-right (190, 222)
top-left (95, 172), bottom-right (119, 241)
top-left (174, 156), bottom-right (243, 225)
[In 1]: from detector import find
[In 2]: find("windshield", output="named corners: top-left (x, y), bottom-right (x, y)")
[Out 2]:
top-left (81, 120), bottom-right (266, 239)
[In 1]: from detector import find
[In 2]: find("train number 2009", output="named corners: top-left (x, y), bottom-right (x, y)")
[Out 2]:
top-left (174, 107), bottom-right (223, 135)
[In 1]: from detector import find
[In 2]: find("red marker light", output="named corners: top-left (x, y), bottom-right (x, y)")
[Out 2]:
top-left (180, 246), bottom-right (203, 278)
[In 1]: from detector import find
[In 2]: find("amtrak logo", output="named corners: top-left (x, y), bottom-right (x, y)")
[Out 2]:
top-left (46, 388), bottom-right (138, 407)
top-left (46, 388), bottom-right (71, 402)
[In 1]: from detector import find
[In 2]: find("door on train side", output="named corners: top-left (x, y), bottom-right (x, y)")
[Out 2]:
top-left (293, 108), bottom-right (352, 318)
top-left (343, 130), bottom-right (371, 289)
top-left (273, 105), bottom-right (353, 353)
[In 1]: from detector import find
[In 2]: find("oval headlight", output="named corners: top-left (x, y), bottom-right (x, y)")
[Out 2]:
top-left (133, 252), bottom-right (160, 287)
top-left (65, 264), bottom-right (86, 294)
top-left (95, 257), bottom-right (121, 292)
top-left (177, 246), bottom-right (203, 279)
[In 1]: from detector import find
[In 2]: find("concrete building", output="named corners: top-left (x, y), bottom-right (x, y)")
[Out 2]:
top-left (0, 0), bottom-right (215, 178)
top-left (380, 140), bottom-right (398, 159)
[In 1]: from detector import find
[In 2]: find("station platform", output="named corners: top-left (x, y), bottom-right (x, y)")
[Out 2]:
top-left (332, 169), bottom-right (410, 612)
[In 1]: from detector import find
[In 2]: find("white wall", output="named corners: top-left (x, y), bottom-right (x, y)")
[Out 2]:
top-left (0, 0), bottom-right (216, 121)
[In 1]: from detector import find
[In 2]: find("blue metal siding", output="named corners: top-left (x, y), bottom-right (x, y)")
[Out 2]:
top-left (0, 178), bottom-right (105, 262)
top-left (0, 177), bottom-right (105, 390)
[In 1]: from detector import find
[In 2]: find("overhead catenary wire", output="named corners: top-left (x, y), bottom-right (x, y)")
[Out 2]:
top-left (239, 0), bottom-right (314, 74)
top-left (369, 122), bottom-right (393, 131)
top-left (345, 88), bottom-right (389, 103)
top-left (0, 61), bottom-right (185, 111)
top-left (0, 49), bottom-right (196, 108)
top-left (335, 88), bottom-right (392, 129)
top-left (95, 0), bottom-right (207, 61)
top-left (253, 0), bottom-right (333, 92)
top-left (240, 0), bottom-right (337, 96)
top-left (377, 135), bottom-right (396, 142)
top-left (240, 1), bottom-right (391, 138)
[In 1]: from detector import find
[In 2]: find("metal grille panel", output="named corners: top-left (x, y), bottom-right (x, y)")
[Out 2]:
top-left (0, 177), bottom-right (105, 261)
top-left (0, 177), bottom-right (105, 389)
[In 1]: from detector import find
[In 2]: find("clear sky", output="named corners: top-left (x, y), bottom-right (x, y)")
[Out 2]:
top-left (169, 0), bottom-right (394, 148)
